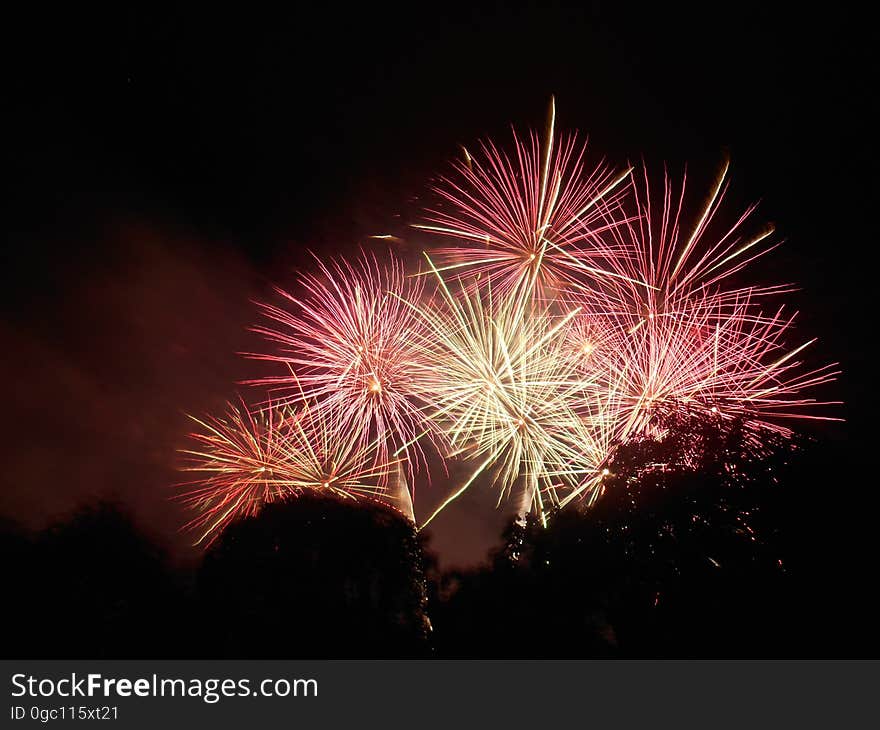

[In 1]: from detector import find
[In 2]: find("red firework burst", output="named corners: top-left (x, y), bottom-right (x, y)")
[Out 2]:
top-left (177, 399), bottom-right (403, 546)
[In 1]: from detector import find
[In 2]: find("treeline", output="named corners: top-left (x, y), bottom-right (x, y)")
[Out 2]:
top-left (1, 420), bottom-right (844, 658)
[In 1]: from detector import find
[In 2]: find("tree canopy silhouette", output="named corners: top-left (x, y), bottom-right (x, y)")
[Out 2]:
top-left (198, 493), bottom-right (431, 657)
top-left (429, 413), bottom-right (804, 657)
top-left (1, 414), bottom-right (843, 658)
top-left (9, 502), bottom-right (186, 658)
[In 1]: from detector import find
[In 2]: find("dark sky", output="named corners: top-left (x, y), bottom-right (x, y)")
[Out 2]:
top-left (3, 4), bottom-right (876, 570)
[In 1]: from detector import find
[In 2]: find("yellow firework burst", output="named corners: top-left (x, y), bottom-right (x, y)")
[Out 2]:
top-left (398, 256), bottom-right (616, 527)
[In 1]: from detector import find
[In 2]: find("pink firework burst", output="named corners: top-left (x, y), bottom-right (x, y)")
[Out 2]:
top-left (246, 251), bottom-right (442, 482)
top-left (577, 162), bottom-right (841, 440)
top-left (415, 99), bottom-right (635, 301)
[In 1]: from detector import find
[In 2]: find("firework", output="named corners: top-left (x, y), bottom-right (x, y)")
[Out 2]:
top-left (415, 98), bottom-right (635, 302)
top-left (560, 307), bottom-right (624, 376)
top-left (573, 163), bottom-right (840, 442)
top-left (178, 399), bottom-right (400, 545)
top-left (577, 162), bottom-right (788, 314)
top-left (247, 252), bottom-right (441, 481)
top-left (397, 256), bottom-right (615, 526)
top-left (176, 104), bottom-right (841, 537)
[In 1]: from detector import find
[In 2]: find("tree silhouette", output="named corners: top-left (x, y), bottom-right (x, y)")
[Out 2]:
top-left (1, 518), bottom-right (39, 657)
top-left (0, 413), bottom-right (838, 658)
top-left (430, 413), bottom-right (803, 657)
top-left (25, 502), bottom-right (187, 658)
top-left (197, 493), bottom-right (431, 657)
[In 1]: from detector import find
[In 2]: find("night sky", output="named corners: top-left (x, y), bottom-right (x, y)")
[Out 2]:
top-left (3, 2), bottom-right (876, 592)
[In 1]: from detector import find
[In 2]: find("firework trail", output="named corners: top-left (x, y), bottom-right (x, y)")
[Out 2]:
top-left (247, 252), bottom-right (442, 483)
top-left (178, 398), bottom-right (400, 545)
